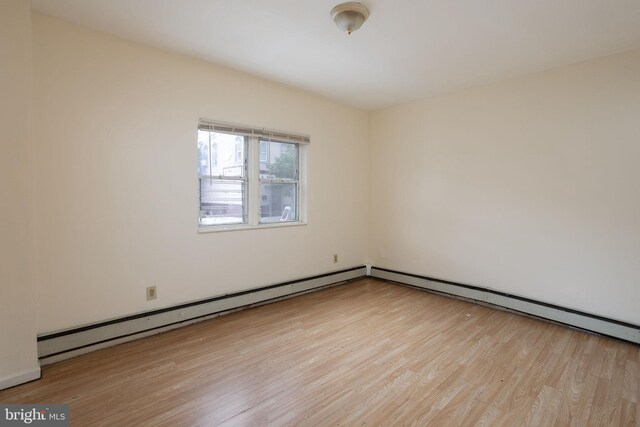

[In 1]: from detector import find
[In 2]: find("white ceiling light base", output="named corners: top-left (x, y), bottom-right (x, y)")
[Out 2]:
top-left (331, 2), bottom-right (370, 35)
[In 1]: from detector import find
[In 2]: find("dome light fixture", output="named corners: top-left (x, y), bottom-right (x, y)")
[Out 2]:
top-left (331, 2), bottom-right (370, 35)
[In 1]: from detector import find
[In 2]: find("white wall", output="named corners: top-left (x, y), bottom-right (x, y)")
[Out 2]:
top-left (32, 13), bottom-right (369, 333)
top-left (0, 0), bottom-right (40, 389)
top-left (370, 49), bottom-right (640, 325)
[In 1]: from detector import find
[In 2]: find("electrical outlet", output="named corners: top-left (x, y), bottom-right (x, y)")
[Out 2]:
top-left (146, 286), bottom-right (157, 301)
top-left (333, 254), bottom-right (338, 263)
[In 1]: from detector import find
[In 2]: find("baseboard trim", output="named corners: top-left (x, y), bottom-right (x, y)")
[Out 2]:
top-left (0, 366), bottom-right (41, 391)
top-left (38, 266), bottom-right (367, 363)
top-left (371, 267), bottom-right (640, 345)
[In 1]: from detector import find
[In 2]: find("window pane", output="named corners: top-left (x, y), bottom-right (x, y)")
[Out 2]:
top-left (197, 130), bottom-right (211, 176)
top-left (260, 182), bottom-right (297, 223)
top-left (198, 131), bottom-right (245, 178)
top-left (199, 179), bottom-right (246, 225)
top-left (259, 140), bottom-right (268, 163)
top-left (260, 140), bottom-right (297, 180)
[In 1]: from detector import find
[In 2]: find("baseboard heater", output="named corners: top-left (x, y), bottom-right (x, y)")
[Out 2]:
top-left (38, 266), bottom-right (367, 364)
top-left (371, 267), bottom-right (640, 345)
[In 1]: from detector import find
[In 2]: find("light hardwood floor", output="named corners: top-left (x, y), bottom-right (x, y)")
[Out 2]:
top-left (1, 279), bottom-right (638, 426)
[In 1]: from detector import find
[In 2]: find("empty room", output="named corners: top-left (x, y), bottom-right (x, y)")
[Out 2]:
top-left (1, 0), bottom-right (639, 425)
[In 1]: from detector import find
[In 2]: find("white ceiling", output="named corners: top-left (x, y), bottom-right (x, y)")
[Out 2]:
top-left (31, 0), bottom-right (640, 110)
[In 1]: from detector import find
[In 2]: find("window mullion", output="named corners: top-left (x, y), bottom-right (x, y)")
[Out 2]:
top-left (247, 136), bottom-right (260, 226)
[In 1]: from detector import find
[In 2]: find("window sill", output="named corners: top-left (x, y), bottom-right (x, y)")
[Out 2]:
top-left (197, 221), bottom-right (307, 234)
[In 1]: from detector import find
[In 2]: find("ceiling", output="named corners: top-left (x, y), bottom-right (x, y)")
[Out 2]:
top-left (31, 0), bottom-right (640, 110)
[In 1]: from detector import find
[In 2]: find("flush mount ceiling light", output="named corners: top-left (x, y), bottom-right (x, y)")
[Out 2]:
top-left (331, 2), bottom-right (370, 35)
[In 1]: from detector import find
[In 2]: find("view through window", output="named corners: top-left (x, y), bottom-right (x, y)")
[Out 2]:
top-left (198, 122), bottom-right (307, 229)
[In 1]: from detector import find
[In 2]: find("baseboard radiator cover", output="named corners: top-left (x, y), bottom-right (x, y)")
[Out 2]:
top-left (38, 266), bottom-right (367, 364)
top-left (371, 267), bottom-right (640, 345)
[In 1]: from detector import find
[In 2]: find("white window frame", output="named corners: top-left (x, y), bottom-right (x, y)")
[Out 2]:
top-left (197, 120), bottom-right (308, 233)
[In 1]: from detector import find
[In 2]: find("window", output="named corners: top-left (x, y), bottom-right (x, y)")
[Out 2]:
top-left (198, 130), bottom-right (247, 226)
top-left (259, 140), bottom-right (298, 223)
top-left (198, 120), bottom-right (308, 230)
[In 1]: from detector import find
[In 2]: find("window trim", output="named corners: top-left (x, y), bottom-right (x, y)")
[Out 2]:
top-left (198, 119), bottom-right (311, 145)
top-left (197, 119), bottom-right (308, 232)
top-left (197, 219), bottom-right (307, 234)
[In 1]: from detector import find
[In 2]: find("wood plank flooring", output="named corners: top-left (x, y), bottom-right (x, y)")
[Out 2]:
top-left (1, 279), bottom-right (638, 426)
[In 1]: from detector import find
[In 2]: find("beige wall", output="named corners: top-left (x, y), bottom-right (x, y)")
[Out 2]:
top-left (0, 0), bottom-right (40, 388)
top-left (4, 7), bottom-right (639, 388)
top-left (370, 49), bottom-right (640, 325)
top-left (31, 13), bottom-right (369, 333)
